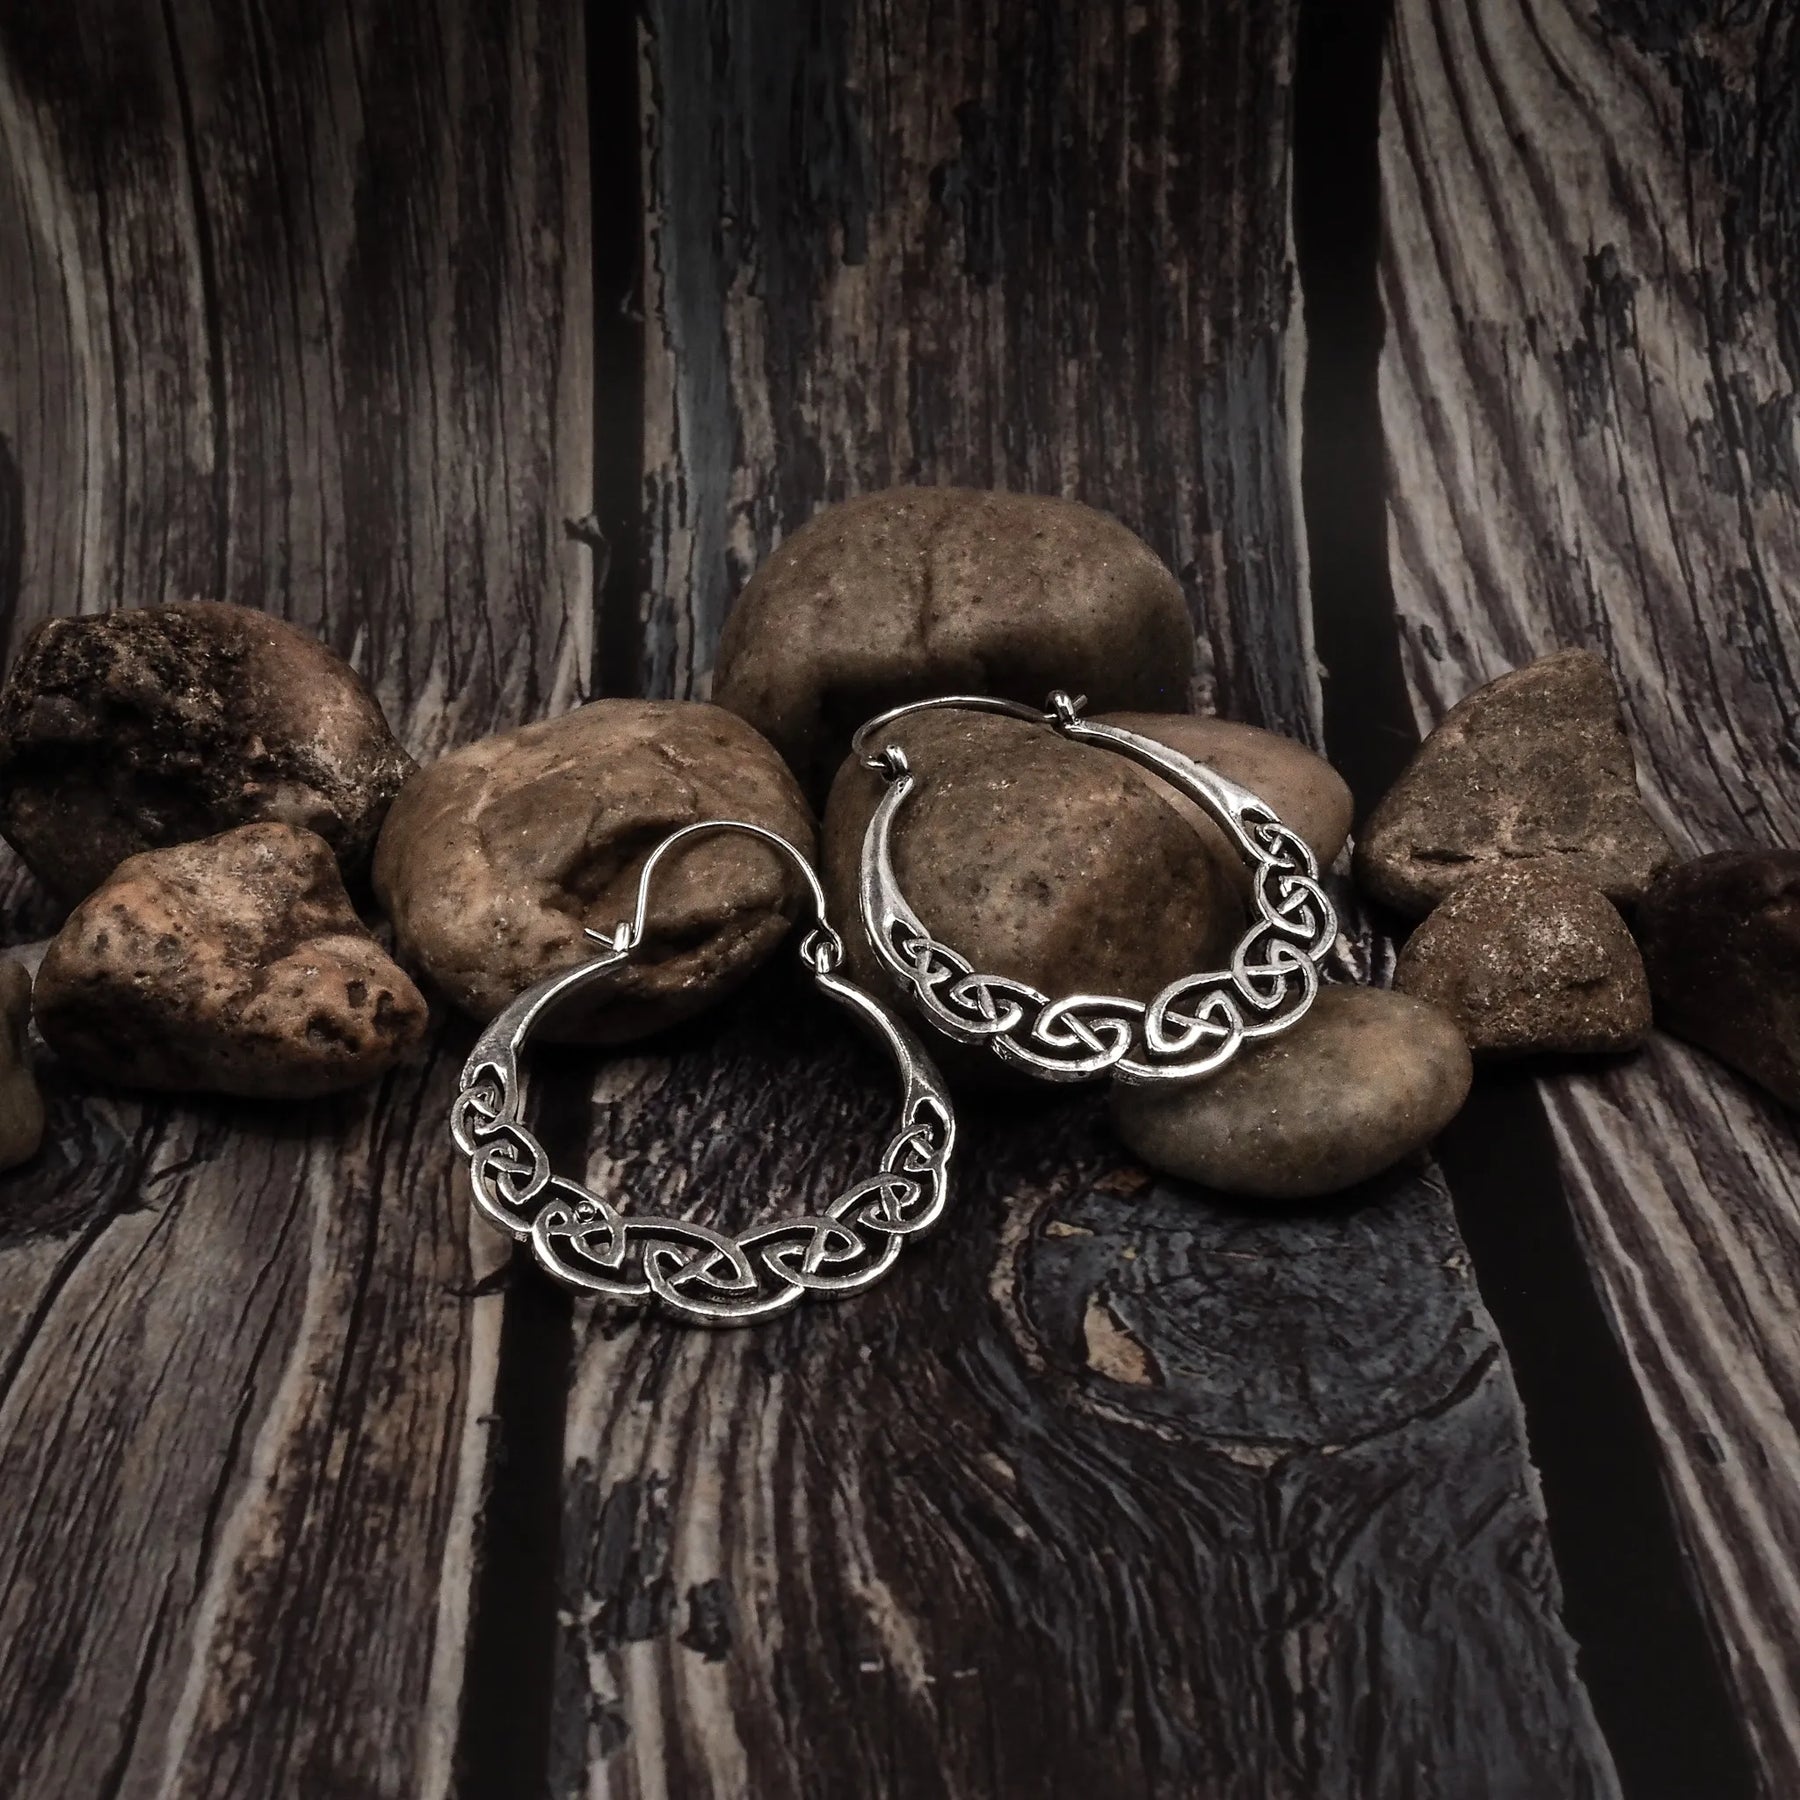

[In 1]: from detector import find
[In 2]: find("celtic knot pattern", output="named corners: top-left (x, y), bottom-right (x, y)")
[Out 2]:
top-left (450, 819), bottom-right (958, 1325)
top-left (856, 696), bottom-right (1339, 1084)
top-left (454, 1058), bottom-right (952, 1323)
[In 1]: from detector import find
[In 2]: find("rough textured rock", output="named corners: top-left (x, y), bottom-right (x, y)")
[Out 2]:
top-left (713, 488), bottom-right (1196, 797)
top-left (1098, 711), bottom-right (1353, 881)
top-left (1393, 865), bottom-right (1650, 1058)
top-left (0, 601), bottom-right (414, 904)
top-left (1637, 850), bottom-right (1800, 1109)
top-left (33, 824), bottom-right (429, 1098)
top-left (1110, 986), bottom-right (1472, 1199)
top-left (1354, 649), bottom-right (1672, 917)
top-left (0, 961), bottom-right (44, 1170)
top-left (822, 709), bottom-right (1243, 1086)
top-left (374, 701), bottom-right (815, 1044)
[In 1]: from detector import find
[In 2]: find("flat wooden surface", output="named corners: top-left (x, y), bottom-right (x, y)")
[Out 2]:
top-left (0, 3), bottom-right (588, 1795)
top-left (0, 1), bottom-right (1790, 1796)
top-left (1382, 4), bottom-right (1800, 1793)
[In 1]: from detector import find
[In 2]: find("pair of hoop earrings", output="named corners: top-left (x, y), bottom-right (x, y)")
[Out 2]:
top-left (451, 692), bottom-right (1337, 1325)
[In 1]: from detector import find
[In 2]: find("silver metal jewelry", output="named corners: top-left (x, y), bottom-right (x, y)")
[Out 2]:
top-left (450, 820), bottom-right (956, 1326)
top-left (852, 691), bottom-right (1338, 1085)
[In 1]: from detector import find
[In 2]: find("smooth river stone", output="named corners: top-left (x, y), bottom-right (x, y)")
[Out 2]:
top-left (1354, 649), bottom-right (1672, 918)
top-left (0, 961), bottom-right (44, 1170)
top-left (713, 487), bottom-right (1196, 797)
top-left (1110, 986), bottom-right (1472, 1199)
top-left (375, 700), bottom-right (814, 1044)
top-left (1637, 850), bottom-right (1800, 1109)
top-left (1097, 711), bottom-right (1353, 882)
top-left (1394, 865), bottom-right (1650, 1058)
top-left (33, 824), bottom-right (429, 1098)
top-left (822, 709), bottom-right (1243, 1088)
top-left (0, 600), bottom-right (412, 902)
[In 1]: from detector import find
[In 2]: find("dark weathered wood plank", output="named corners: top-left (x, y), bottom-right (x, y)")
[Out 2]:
top-left (0, 3), bottom-right (589, 1793)
top-left (638, 0), bottom-right (1317, 743)
top-left (557, 994), bottom-right (1617, 1798)
top-left (552, 3), bottom-right (1619, 1793)
top-left (1382, 2), bottom-right (1800, 1790)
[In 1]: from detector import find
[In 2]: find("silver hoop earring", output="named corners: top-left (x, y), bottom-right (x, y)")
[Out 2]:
top-left (450, 821), bottom-right (957, 1325)
top-left (852, 692), bottom-right (1338, 1085)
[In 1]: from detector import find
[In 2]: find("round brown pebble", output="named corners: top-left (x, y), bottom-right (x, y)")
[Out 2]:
top-left (1097, 711), bottom-right (1353, 882)
top-left (822, 709), bottom-right (1244, 1087)
top-left (713, 488), bottom-right (1195, 797)
top-left (33, 824), bottom-right (429, 1098)
top-left (1355, 649), bottom-right (1672, 917)
top-left (1110, 986), bottom-right (1473, 1200)
top-left (0, 601), bottom-right (413, 902)
top-left (0, 961), bottom-right (44, 1170)
top-left (374, 700), bottom-right (814, 1044)
top-left (1638, 850), bottom-right (1800, 1109)
top-left (1393, 864), bottom-right (1650, 1058)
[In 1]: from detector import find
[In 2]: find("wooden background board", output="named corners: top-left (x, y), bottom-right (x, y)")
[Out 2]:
top-left (550, 2), bottom-right (1613, 1797)
top-left (1382, 2), bottom-right (1800, 1794)
top-left (635, 0), bottom-right (1317, 738)
top-left (0, 0), bottom-right (1789, 1794)
top-left (0, 2), bottom-right (588, 1796)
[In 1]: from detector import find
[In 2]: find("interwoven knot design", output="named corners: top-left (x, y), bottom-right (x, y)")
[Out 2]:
top-left (857, 697), bottom-right (1339, 1084)
top-left (449, 818), bottom-right (958, 1325)
top-left (453, 1063), bottom-right (953, 1322)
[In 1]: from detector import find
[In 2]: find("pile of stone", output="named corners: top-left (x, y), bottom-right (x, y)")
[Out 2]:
top-left (1357, 647), bottom-right (1800, 1122)
top-left (0, 489), bottom-right (1787, 1205)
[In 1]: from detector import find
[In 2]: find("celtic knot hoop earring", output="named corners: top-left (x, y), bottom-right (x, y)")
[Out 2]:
top-left (450, 820), bottom-right (957, 1325)
top-left (851, 692), bottom-right (1338, 1085)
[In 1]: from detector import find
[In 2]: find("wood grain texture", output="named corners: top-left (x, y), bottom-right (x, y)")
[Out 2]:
top-left (637, 0), bottom-right (1318, 741)
top-left (552, 3), bottom-right (1620, 1793)
top-left (0, 2), bottom-right (589, 1793)
top-left (556, 990), bottom-right (1616, 1799)
top-left (0, 0), bottom-right (592, 751)
top-left (1382, 2), bottom-right (1800, 1790)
